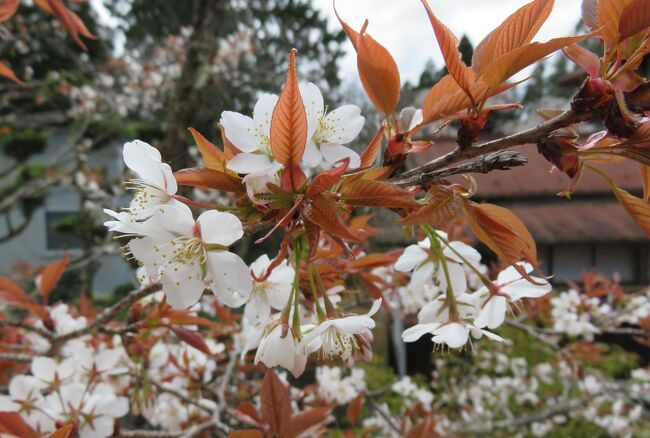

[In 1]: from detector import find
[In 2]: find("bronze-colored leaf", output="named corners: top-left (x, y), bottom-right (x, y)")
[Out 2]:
top-left (472, 0), bottom-right (554, 73)
top-left (302, 194), bottom-right (361, 242)
top-left (480, 35), bottom-right (592, 88)
top-left (619, 0), bottom-right (650, 40)
top-left (307, 158), bottom-right (349, 197)
top-left (47, 424), bottom-right (76, 438)
top-left (0, 0), bottom-right (19, 22)
top-left (260, 370), bottom-right (292, 438)
top-left (398, 185), bottom-right (463, 226)
top-left (346, 392), bottom-right (364, 425)
top-left (270, 49), bottom-right (308, 172)
top-left (0, 277), bottom-right (48, 319)
top-left (357, 31), bottom-right (401, 115)
top-left (341, 179), bottom-right (420, 209)
top-left (464, 201), bottom-right (543, 283)
top-left (421, 0), bottom-right (473, 99)
top-left (0, 412), bottom-right (39, 438)
top-left (188, 127), bottom-right (229, 172)
top-left (597, 0), bottom-right (632, 43)
top-left (174, 167), bottom-right (244, 193)
top-left (360, 126), bottom-right (385, 168)
top-left (170, 327), bottom-right (212, 355)
top-left (640, 163), bottom-right (650, 202)
top-left (38, 255), bottom-right (68, 304)
top-left (287, 406), bottom-right (331, 437)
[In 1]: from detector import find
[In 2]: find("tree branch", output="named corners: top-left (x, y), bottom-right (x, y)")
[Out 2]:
top-left (391, 109), bottom-right (595, 186)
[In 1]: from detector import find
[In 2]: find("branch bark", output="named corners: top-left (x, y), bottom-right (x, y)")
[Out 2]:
top-left (391, 109), bottom-right (595, 186)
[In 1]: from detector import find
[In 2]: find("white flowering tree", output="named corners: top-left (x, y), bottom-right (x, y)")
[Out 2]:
top-left (1, 0), bottom-right (650, 437)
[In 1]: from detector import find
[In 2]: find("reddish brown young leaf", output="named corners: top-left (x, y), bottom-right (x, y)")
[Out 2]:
top-left (397, 185), bottom-right (463, 226)
top-left (604, 175), bottom-right (650, 235)
top-left (0, 0), bottom-right (19, 22)
top-left (170, 327), bottom-right (212, 355)
top-left (174, 167), bottom-right (244, 193)
top-left (38, 255), bottom-right (68, 304)
top-left (287, 406), bottom-right (331, 437)
top-left (421, 0), bottom-right (473, 99)
top-left (0, 61), bottom-right (22, 85)
top-left (228, 430), bottom-right (263, 438)
top-left (472, 0), bottom-right (554, 73)
top-left (352, 253), bottom-right (398, 270)
top-left (357, 31), bottom-right (401, 115)
top-left (341, 179), bottom-right (420, 209)
top-left (164, 312), bottom-right (223, 331)
top-left (346, 392), bottom-right (364, 425)
top-left (0, 412), bottom-right (39, 438)
top-left (188, 127), bottom-right (229, 172)
top-left (480, 35), bottom-right (591, 88)
top-left (562, 43), bottom-right (601, 76)
top-left (596, 0), bottom-right (632, 43)
top-left (0, 277), bottom-right (48, 319)
top-left (270, 49), bottom-right (308, 174)
top-left (464, 201), bottom-right (543, 283)
top-left (406, 418), bottom-right (436, 438)
top-left (260, 370), bottom-right (292, 438)
top-left (360, 126), bottom-right (385, 168)
top-left (236, 401), bottom-right (263, 425)
top-left (619, 0), bottom-right (650, 40)
top-left (582, 0), bottom-right (600, 33)
top-left (307, 158), bottom-right (350, 197)
top-left (43, 0), bottom-right (96, 51)
top-left (334, 1), bottom-right (360, 50)
top-left (302, 194), bottom-right (361, 242)
top-left (304, 218), bottom-right (321, 262)
top-left (47, 423), bottom-right (76, 438)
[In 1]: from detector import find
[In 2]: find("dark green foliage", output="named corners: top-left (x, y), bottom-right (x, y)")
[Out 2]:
top-left (0, 128), bottom-right (48, 161)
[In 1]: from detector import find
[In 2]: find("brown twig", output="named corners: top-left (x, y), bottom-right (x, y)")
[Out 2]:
top-left (0, 352), bottom-right (34, 362)
top-left (0, 320), bottom-right (55, 340)
top-left (391, 109), bottom-right (595, 186)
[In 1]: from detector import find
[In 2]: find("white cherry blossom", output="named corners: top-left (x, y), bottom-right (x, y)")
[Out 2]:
top-left (221, 93), bottom-right (280, 176)
top-left (474, 263), bottom-right (552, 330)
top-left (402, 321), bottom-right (503, 349)
top-left (300, 82), bottom-right (365, 168)
top-left (121, 140), bottom-right (179, 219)
top-left (127, 202), bottom-right (251, 309)
top-left (395, 233), bottom-right (480, 294)
top-left (254, 323), bottom-right (307, 378)
top-left (300, 299), bottom-right (382, 360)
top-left (245, 254), bottom-right (294, 324)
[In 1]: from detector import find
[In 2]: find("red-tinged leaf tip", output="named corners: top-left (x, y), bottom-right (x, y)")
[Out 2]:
top-left (0, 60), bottom-right (23, 85)
top-left (260, 370), bottom-right (292, 438)
top-left (360, 126), bottom-right (385, 168)
top-left (562, 43), bottom-right (601, 77)
top-left (420, 0), bottom-right (473, 101)
top-left (334, 0), bottom-right (359, 50)
top-left (341, 179), bottom-right (420, 209)
top-left (188, 127), bottom-right (229, 172)
top-left (47, 423), bottom-right (76, 438)
top-left (38, 255), bottom-right (69, 304)
top-left (270, 49), bottom-right (308, 189)
top-left (170, 326), bottom-right (212, 355)
top-left (302, 194), bottom-right (362, 242)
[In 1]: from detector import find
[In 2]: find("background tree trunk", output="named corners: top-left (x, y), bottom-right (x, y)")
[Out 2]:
top-left (161, 0), bottom-right (226, 169)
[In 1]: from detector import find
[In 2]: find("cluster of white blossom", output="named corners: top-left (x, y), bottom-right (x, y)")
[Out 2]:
top-left (314, 366), bottom-right (366, 404)
top-left (67, 28), bottom-right (253, 120)
top-left (0, 308), bottom-right (130, 437)
top-left (391, 234), bottom-right (551, 349)
top-left (391, 375), bottom-right (434, 408)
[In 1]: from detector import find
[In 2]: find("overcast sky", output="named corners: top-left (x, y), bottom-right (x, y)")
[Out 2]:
top-left (313, 0), bottom-right (583, 84)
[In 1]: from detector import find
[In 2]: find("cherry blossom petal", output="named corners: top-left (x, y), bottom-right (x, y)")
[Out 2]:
top-left (31, 357), bottom-right (57, 382)
top-left (497, 263), bottom-right (534, 284)
top-left (161, 262), bottom-right (206, 309)
top-left (474, 295), bottom-right (507, 329)
top-left (395, 244), bottom-right (428, 272)
top-left (146, 202), bottom-right (195, 238)
top-left (226, 152), bottom-right (274, 175)
top-left (503, 278), bottom-right (551, 301)
top-left (410, 261), bottom-right (435, 292)
top-left (402, 322), bottom-right (441, 342)
top-left (160, 163), bottom-right (178, 195)
top-left (320, 143), bottom-right (361, 169)
top-left (244, 293), bottom-right (271, 324)
top-left (122, 140), bottom-right (165, 187)
top-left (332, 315), bottom-right (375, 333)
top-left (299, 82), bottom-right (324, 138)
top-left (253, 93), bottom-right (278, 137)
top-left (322, 105), bottom-right (365, 144)
top-left (206, 251), bottom-right (252, 307)
top-left (197, 210), bottom-right (243, 246)
top-left (432, 322), bottom-right (470, 348)
top-left (302, 139), bottom-right (323, 167)
top-left (220, 111), bottom-right (259, 152)
top-left (445, 241), bottom-right (482, 266)
top-left (418, 298), bottom-right (447, 324)
top-left (437, 261), bottom-right (468, 295)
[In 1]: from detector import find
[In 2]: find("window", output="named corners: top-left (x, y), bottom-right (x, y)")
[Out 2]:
top-left (45, 211), bottom-right (83, 251)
